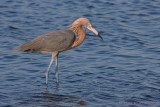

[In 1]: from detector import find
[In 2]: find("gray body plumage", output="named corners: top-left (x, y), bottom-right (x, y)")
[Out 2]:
top-left (14, 30), bottom-right (75, 53)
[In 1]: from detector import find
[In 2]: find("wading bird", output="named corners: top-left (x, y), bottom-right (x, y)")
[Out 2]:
top-left (14, 18), bottom-right (103, 84)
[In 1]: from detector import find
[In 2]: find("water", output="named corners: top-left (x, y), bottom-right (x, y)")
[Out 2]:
top-left (0, 0), bottom-right (160, 107)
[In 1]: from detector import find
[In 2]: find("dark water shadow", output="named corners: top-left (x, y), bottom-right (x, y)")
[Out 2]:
top-left (28, 92), bottom-right (86, 107)
top-left (34, 92), bottom-right (86, 107)
top-left (18, 83), bottom-right (86, 107)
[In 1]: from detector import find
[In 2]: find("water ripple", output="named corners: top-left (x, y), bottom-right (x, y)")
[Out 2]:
top-left (0, 0), bottom-right (160, 107)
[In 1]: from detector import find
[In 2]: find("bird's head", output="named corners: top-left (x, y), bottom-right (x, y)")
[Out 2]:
top-left (69, 18), bottom-right (103, 40)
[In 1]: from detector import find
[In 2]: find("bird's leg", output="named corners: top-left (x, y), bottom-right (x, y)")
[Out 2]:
top-left (55, 54), bottom-right (59, 83)
top-left (46, 56), bottom-right (54, 85)
top-left (45, 52), bottom-right (58, 84)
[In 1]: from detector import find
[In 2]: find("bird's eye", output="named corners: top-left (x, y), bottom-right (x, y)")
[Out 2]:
top-left (87, 23), bottom-right (91, 27)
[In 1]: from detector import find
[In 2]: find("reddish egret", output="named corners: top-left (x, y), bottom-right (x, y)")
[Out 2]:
top-left (14, 18), bottom-right (103, 84)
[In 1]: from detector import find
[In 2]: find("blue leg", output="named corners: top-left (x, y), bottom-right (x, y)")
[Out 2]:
top-left (45, 52), bottom-right (58, 85)
top-left (55, 54), bottom-right (59, 83)
top-left (46, 57), bottom-right (54, 85)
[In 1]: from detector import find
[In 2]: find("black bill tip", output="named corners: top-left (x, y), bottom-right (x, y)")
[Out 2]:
top-left (98, 33), bottom-right (103, 40)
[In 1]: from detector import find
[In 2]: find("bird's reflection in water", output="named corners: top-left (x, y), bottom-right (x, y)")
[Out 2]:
top-left (31, 83), bottom-right (86, 106)
top-left (32, 92), bottom-right (85, 106)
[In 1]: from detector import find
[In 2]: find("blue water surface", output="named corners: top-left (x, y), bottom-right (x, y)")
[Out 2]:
top-left (0, 0), bottom-right (160, 107)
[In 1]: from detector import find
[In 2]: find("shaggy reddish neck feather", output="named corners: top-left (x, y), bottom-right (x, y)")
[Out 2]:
top-left (68, 19), bottom-right (86, 49)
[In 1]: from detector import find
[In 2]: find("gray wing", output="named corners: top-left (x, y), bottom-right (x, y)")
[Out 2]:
top-left (14, 30), bottom-right (76, 53)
